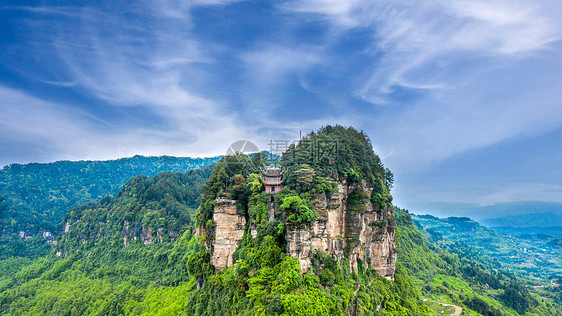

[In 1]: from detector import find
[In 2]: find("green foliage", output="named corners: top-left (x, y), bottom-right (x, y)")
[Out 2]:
top-left (0, 156), bottom-right (218, 258)
top-left (344, 167), bottom-right (362, 182)
top-left (498, 283), bottom-right (537, 313)
top-left (0, 162), bottom-right (431, 315)
top-left (279, 194), bottom-right (318, 224)
top-left (57, 171), bottom-right (210, 257)
top-left (395, 207), bottom-right (553, 315)
top-left (280, 125), bottom-right (392, 191)
top-left (248, 192), bottom-right (271, 222)
top-left (314, 176), bottom-right (336, 197)
top-left (2, 177), bottom-right (549, 315)
top-left (0, 155), bottom-right (218, 234)
top-left (346, 188), bottom-right (369, 212)
top-left (463, 296), bottom-right (502, 316)
top-left (294, 164), bottom-right (315, 191)
top-left (186, 239), bottom-right (214, 286)
top-left (197, 155), bottom-right (263, 225)
top-left (0, 234), bottom-right (50, 261)
top-left (414, 212), bottom-right (562, 281)
top-left (371, 178), bottom-right (391, 209)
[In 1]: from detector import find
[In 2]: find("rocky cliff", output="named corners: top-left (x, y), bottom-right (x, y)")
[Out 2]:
top-left (285, 180), bottom-right (396, 279)
top-left (207, 197), bottom-right (246, 271)
top-left (204, 181), bottom-right (396, 279)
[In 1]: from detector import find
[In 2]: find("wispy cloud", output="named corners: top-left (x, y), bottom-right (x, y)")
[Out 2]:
top-left (283, 0), bottom-right (562, 170)
top-left (0, 2), bottom-right (260, 166)
top-left (0, 84), bottom-right (246, 167)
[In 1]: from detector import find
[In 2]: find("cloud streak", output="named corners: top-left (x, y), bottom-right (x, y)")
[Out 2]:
top-left (0, 2), bottom-right (260, 166)
top-left (284, 0), bottom-right (562, 167)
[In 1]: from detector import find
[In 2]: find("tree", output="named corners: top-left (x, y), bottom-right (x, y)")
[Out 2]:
top-left (295, 164), bottom-right (315, 191)
top-left (280, 195), bottom-right (317, 224)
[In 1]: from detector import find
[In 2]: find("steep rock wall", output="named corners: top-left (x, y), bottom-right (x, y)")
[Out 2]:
top-left (209, 197), bottom-right (246, 271)
top-left (204, 183), bottom-right (396, 279)
top-left (285, 181), bottom-right (396, 279)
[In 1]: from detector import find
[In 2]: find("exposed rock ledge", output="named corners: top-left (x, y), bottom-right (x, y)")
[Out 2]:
top-left (209, 197), bottom-right (246, 271)
top-left (285, 181), bottom-right (396, 279)
top-left (203, 182), bottom-right (396, 280)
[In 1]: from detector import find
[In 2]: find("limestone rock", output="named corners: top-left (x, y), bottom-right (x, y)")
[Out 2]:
top-left (285, 181), bottom-right (396, 279)
top-left (202, 182), bottom-right (396, 279)
top-left (209, 197), bottom-right (246, 271)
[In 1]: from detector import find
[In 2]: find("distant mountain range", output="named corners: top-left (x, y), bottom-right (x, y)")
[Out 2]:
top-left (412, 213), bottom-right (562, 279)
top-left (480, 212), bottom-right (562, 237)
top-left (481, 212), bottom-right (562, 228)
top-left (408, 200), bottom-right (562, 222)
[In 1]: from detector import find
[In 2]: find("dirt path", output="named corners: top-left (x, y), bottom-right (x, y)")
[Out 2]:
top-left (422, 298), bottom-right (462, 315)
top-left (439, 302), bottom-right (463, 316)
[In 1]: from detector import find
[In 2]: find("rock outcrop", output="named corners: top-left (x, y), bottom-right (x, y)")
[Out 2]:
top-left (208, 197), bottom-right (246, 271)
top-left (204, 182), bottom-right (396, 279)
top-left (285, 180), bottom-right (396, 279)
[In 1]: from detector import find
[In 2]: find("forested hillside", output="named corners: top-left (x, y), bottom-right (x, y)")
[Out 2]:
top-left (398, 209), bottom-right (561, 315)
top-left (0, 156), bottom-right (426, 315)
top-left (0, 128), bottom-right (559, 314)
top-left (0, 155), bottom-right (219, 258)
top-left (0, 151), bottom-right (560, 313)
top-left (413, 214), bottom-right (562, 280)
top-left (1, 190), bottom-right (558, 314)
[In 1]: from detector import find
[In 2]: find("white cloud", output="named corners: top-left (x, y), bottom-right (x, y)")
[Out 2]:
top-left (0, 85), bottom-right (250, 167)
top-left (238, 44), bottom-right (328, 124)
top-left (242, 45), bottom-right (325, 85)
top-left (283, 0), bottom-right (562, 172)
top-left (151, 0), bottom-right (244, 20)
top-left (0, 3), bottom-right (261, 167)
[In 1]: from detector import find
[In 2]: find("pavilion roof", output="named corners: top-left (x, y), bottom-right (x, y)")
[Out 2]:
top-left (262, 166), bottom-right (283, 176)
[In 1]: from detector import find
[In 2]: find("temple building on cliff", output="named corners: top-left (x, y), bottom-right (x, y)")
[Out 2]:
top-left (262, 165), bottom-right (283, 194)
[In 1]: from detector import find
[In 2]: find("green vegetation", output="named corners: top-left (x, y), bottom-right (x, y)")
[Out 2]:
top-left (196, 153), bottom-right (268, 226)
top-left (279, 194), bottom-right (317, 224)
top-left (186, 165), bottom-right (428, 315)
top-left (57, 169), bottom-right (212, 258)
top-left (0, 155), bottom-right (219, 258)
top-left (413, 214), bottom-right (562, 280)
top-left (398, 208), bottom-right (561, 315)
top-left (0, 169), bottom-right (216, 314)
top-left (0, 126), bottom-right (559, 314)
top-left (0, 153), bottom-right (428, 315)
top-left (347, 187), bottom-right (370, 212)
top-left (0, 169), bottom-right (559, 314)
top-left (281, 125), bottom-right (392, 195)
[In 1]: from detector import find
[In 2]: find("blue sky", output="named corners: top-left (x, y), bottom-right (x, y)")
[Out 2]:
top-left (2, 0), bottom-right (562, 216)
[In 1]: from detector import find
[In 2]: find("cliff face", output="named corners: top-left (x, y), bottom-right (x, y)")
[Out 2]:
top-left (208, 197), bottom-right (246, 271)
top-left (205, 182), bottom-right (396, 279)
top-left (285, 180), bottom-right (396, 279)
